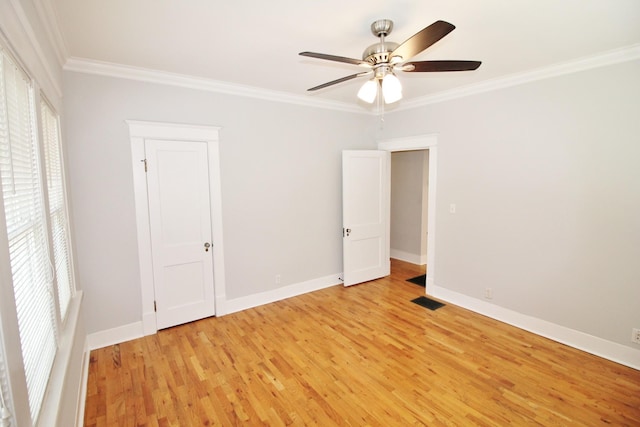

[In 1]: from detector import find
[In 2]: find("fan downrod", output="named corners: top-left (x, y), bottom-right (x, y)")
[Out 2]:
top-left (363, 19), bottom-right (399, 65)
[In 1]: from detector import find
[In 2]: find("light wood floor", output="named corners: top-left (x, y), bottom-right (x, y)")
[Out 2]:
top-left (84, 260), bottom-right (640, 426)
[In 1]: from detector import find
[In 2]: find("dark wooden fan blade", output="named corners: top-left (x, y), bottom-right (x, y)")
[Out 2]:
top-left (299, 51), bottom-right (370, 67)
top-left (390, 20), bottom-right (455, 61)
top-left (307, 72), bottom-right (370, 91)
top-left (403, 60), bottom-right (482, 72)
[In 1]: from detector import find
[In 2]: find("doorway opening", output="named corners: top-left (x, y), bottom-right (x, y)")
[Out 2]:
top-left (390, 150), bottom-right (429, 265)
top-left (390, 149), bottom-right (429, 286)
top-left (379, 134), bottom-right (437, 293)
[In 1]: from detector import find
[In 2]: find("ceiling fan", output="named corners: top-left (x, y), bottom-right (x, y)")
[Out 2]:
top-left (299, 19), bottom-right (481, 104)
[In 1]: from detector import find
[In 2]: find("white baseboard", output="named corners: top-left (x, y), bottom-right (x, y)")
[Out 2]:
top-left (142, 311), bottom-right (157, 336)
top-left (390, 249), bottom-right (426, 266)
top-left (88, 273), bottom-right (341, 347)
top-left (431, 285), bottom-right (640, 370)
top-left (87, 321), bottom-right (145, 350)
top-left (215, 294), bottom-right (228, 316)
top-left (224, 273), bottom-right (341, 315)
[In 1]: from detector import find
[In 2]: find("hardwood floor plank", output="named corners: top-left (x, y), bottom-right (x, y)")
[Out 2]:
top-left (85, 259), bottom-right (640, 426)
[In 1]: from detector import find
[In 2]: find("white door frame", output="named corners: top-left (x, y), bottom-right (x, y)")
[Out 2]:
top-left (378, 134), bottom-right (437, 293)
top-left (127, 121), bottom-right (227, 335)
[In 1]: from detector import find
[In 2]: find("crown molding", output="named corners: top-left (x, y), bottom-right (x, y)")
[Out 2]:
top-left (32, 0), bottom-right (69, 67)
top-left (395, 43), bottom-right (640, 112)
top-left (63, 57), bottom-right (365, 114)
top-left (4, 0), bottom-right (62, 98)
top-left (63, 43), bottom-right (640, 115)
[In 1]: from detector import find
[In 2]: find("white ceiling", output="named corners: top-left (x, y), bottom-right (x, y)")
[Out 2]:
top-left (52, 0), bottom-right (640, 107)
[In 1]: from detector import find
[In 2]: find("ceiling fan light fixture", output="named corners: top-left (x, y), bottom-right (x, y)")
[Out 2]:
top-left (357, 79), bottom-right (378, 103)
top-left (382, 73), bottom-right (402, 103)
top-left (300, 19), bottom-right (481, 107)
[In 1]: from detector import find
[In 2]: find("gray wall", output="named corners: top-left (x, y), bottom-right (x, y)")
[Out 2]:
top-left (64, 56), bottom-right (640, 351)
top-left (390, 150), bottom-right (428, 263)
top-left (62, 71), bottom-right (376, 334)
top-left (377, 59), bottom-right (640, 349)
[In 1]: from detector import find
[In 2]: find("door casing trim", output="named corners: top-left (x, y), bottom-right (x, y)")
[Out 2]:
top-left (127, 120), bottom-right (227, 335)
top-left (378, 134), bottom-right (437, 294)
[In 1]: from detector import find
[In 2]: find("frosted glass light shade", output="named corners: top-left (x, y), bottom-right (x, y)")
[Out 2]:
top-left (357, 79), bottom-right (377, 103)
top-left (382, 73), bottom-right (402, 103)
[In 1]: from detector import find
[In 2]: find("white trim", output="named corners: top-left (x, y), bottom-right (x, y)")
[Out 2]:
top-left (127, 120), bottom-right (227, 333)
top-left (378, 134), bottom-right (439, 152)
top-left (32, 0), bottom-right (68, 67)
top-left (75, 339), bottom-right (90, 427)
top-left (432, 285), bottom-right (640, 370)
top-left (224, 274), bottom-right (340, 315)
top-left (85, 271), bottom-right (340, 343)
top-left (64, 57), bottom-right (364, 114)
top-left (36, 290), bottom-right (84, 427)
top-left (395, 43), bottom-right (640, 112)
top-left (86, 321), bottom-right (144, 351)
top-left (63, 44), bottom-right (640, 114)
top-left (129, 133), bottom-right (157, 335)
top-left (378, 134), bottom-right (438, 293)
top-left (127, 120), bottom-right (221, 140)
top-left (5, 0), bottom-right (62, 98)
top-left (84, 272), bottom-right (340, 347)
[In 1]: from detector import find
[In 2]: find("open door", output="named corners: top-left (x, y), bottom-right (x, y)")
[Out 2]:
top-left (342, 150), bottom-right (390, 286)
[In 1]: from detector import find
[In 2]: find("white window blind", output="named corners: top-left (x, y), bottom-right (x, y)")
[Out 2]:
top-left (0, 48), bottom-right (57, 423)
top-left (41, 99), bottom-right (73, 321)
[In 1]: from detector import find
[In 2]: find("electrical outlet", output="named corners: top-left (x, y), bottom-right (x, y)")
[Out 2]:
top-left (632, 328), bottom-right (640, 344)
top-left (484, 288), bottom-right (493, 299)
top-left (275, 274), bottom-right (282, 285)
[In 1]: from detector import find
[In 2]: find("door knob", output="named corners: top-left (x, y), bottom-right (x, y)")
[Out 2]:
top-left (204, 242), bottom-right (211, 252)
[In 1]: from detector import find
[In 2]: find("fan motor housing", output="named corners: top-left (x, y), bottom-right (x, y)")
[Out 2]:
top-left (362, 41), bottom-right (399, 65)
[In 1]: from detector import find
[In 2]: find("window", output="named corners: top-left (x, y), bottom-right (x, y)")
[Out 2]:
top-left (41, 98), bottom-right (74, 321)
top-left (0, 46), bottom-right (59, 424)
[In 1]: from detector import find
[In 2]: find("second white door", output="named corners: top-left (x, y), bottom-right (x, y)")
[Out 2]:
top-left (146, 139), bottom-right (215, 329)
top-left (342, 150), bottom-right (390, 286)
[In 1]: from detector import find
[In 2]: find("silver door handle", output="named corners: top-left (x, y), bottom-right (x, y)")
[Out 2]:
top-left (204, 242), bottom-right (211, 252)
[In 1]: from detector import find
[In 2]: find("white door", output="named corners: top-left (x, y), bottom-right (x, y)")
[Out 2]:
top-left (342, 150), bottom-right (390, 286)
top-left (146, 139), bottom-right (215, 329)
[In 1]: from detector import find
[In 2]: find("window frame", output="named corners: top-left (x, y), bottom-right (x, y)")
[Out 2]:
top-left (40, 94), bottom-right (75, 324)
top-left (0, 36), bottom-right (78, 427)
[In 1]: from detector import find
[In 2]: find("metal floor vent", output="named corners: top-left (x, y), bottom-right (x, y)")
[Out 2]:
top-left (411, 296), bottom-right (445, 311)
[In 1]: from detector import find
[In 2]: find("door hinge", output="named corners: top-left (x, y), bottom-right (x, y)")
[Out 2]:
top-left (141, 158), bottom-right (148, 172)
top-left (154, 300), bottom-right (157, 312)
